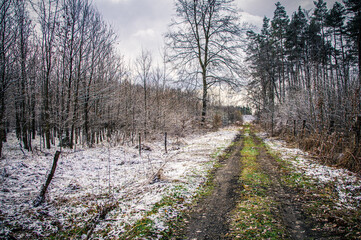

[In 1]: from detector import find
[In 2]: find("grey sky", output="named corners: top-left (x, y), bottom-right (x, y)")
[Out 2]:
top-left (93, 0), bottom-right (337, 63)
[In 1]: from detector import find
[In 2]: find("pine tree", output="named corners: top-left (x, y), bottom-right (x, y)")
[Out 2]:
top-left (271, 2), bottom-right (289, 102)
top-left (326, 2), bottom-right (348, 93)
top-left (343, 0), bottom-right (361, 86)
top-left (285, 7), bottom-right (308, 87)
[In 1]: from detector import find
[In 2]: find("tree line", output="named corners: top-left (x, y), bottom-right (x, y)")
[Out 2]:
top-left (247, 0), bottom-right (361, 170)
top-left (0, 0), bottom-right (194, 156)
top-left (0, 0), bottom-right (248, 157)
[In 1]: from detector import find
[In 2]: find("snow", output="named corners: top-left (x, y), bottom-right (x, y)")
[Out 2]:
top-left (243, 115), bottom-right (256, 123)
top-left (0, 127), bottom-right (238, 238)
top-left (259, 133), bottom-right (361, 209)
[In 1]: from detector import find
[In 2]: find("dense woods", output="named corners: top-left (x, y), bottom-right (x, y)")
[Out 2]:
top-left (247, 0), bottom-right (361, 171)
top-left (0, 0), bottom-right (246, 158)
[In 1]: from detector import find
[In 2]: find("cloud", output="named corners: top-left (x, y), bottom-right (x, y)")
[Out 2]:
top-left (94, 0), bottom-right (337, 62)
top-left (133, 28), bottom-right (156, 39)
top-left (235, 0), bottom-right (337, 19)
top-left (106, 0), bottom-right (130, 3)
top-left (240, 11), bottom-right (263, 29)
top-left (93, 0), bottom-right (173, 63)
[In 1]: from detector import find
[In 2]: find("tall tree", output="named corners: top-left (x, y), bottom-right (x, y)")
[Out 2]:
top-left (271, 2), bottom-right (289, 101)
top-left (136, 49), bottom-right (152, 139)
top-left (166, 0), bottom-right (245, 123)
top-left (343, 0), bottom-right (361, 86)
top-left (326, 2), bottom-right (348, 95)
top-left (37, 0), bottom-right (60, 149)
top-left (14, 0), bottom-right (32, 150)
top-left (0, 0), bottom-right (15, 157)
top-left (285, 7), bottom-right (308, 88)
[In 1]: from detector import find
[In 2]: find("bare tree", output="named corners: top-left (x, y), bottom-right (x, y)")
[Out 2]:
top-left (135, 49), bottom-right (152, 139)
top-left (36, 0), bottom-right (60, 149)
top-left (166, 0), bottom-right (246, 123)
top-left (14, 0), bottom-right (32, 150)
top-left (0, 0), bottom-right (15, 157)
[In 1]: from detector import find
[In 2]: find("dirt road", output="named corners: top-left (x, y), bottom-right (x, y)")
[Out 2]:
top-left (182, 127), bottom-right (361, 239)
top-left (185, 130), bottom-right (311, 239)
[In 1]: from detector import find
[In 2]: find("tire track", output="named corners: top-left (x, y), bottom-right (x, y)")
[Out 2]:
top-left (253, 134), bottom-right (309, 240)
top-left (185, 133), bottom-right (243, 239)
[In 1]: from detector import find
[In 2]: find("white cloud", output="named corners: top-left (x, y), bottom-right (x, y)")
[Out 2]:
top-left (132, 28), bottom-right (156, 39)
top-left (94, 0), bottom-right (337, 64)
top-left (105, 0), bottom-right (130, 3)
top-left (93, 0), bottom-right (173, 64)
top-left (240, 11), bottom-right (263, 29)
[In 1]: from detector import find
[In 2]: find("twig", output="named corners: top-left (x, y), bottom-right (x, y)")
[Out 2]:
top-left (85, 202), bottom-right (117, 240)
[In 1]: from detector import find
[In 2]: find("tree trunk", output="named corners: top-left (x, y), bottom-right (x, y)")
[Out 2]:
top-left (356, 22), bottom-right (361, 113)
top-left (44, 72), bottom-right (51, 149)
top-left (0, 102), bottom-right (4, 158)
top-left (201, 69), bottom-right (207, 123)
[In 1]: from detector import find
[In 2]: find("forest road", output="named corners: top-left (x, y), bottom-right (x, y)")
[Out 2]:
top-left (184, 130), bottom-right (313, 240)
top-left (185, 133), bottom-right (243, 239)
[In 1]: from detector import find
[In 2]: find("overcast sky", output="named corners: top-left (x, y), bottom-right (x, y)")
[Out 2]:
top-left (93, 0), bottom-right (337, 64)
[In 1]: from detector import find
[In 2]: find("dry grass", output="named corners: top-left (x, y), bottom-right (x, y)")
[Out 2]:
top-left (259, 122), bottom-right (361, 174)
top-left (339, 148), bottom-right (361, 173)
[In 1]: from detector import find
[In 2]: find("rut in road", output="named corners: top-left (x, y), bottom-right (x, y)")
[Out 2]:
top-left (184, 130), bottom-right (314, 240)
top-left (253, 134), bottom-right (310, 240)
top-left (185, 133), bottom-right (243, 239)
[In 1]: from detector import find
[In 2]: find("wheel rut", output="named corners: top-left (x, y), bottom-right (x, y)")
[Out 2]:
top-left (183, 131), bottom-right (313, 240)
top-left (253, 134), bottom-right (310, 240)
top-left (185, 133), bottom-right (243, 239)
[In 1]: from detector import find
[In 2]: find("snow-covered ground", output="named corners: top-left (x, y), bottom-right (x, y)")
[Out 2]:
top-left (0, 127), bottom-right (238, 238)
top-left (258, 133), bottom-right (361, 209)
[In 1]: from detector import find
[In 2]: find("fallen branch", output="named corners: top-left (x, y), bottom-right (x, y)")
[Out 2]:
top-left (148, 162), bottom-right (167, 184)
top-left (146, 151), bottom-right (182, 185)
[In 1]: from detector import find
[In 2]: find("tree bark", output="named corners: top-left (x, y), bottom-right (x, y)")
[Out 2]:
top-left (201, 70), bottom-right (207, 123)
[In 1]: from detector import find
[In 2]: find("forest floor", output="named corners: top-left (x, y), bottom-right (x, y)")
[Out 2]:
top-left (1, 120), bottom-right (361, 239)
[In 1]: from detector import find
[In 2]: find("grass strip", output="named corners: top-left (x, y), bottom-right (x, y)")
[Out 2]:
top-left (228, 126), bottom-right (287, 239)
top-left (117, 134), bottom-right (242, 239)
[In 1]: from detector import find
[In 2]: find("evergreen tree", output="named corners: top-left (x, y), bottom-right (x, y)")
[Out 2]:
top-left (343, 0), bottom-right (361, 86)
top-left (271, 2), bottom-right (289, 101)
top-left (285, 7), bottom-right (308, 87)
top-left (326, 2), bottom-right (348, 93)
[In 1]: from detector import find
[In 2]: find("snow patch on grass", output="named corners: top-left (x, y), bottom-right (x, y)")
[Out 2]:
top-left (258, 133), bottom-right (361, 209)
top-left (0, 127), bottom-right (238, 238)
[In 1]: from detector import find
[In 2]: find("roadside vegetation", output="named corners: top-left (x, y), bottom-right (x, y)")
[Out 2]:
top-left (266, 141), bottom-right (361, 239)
